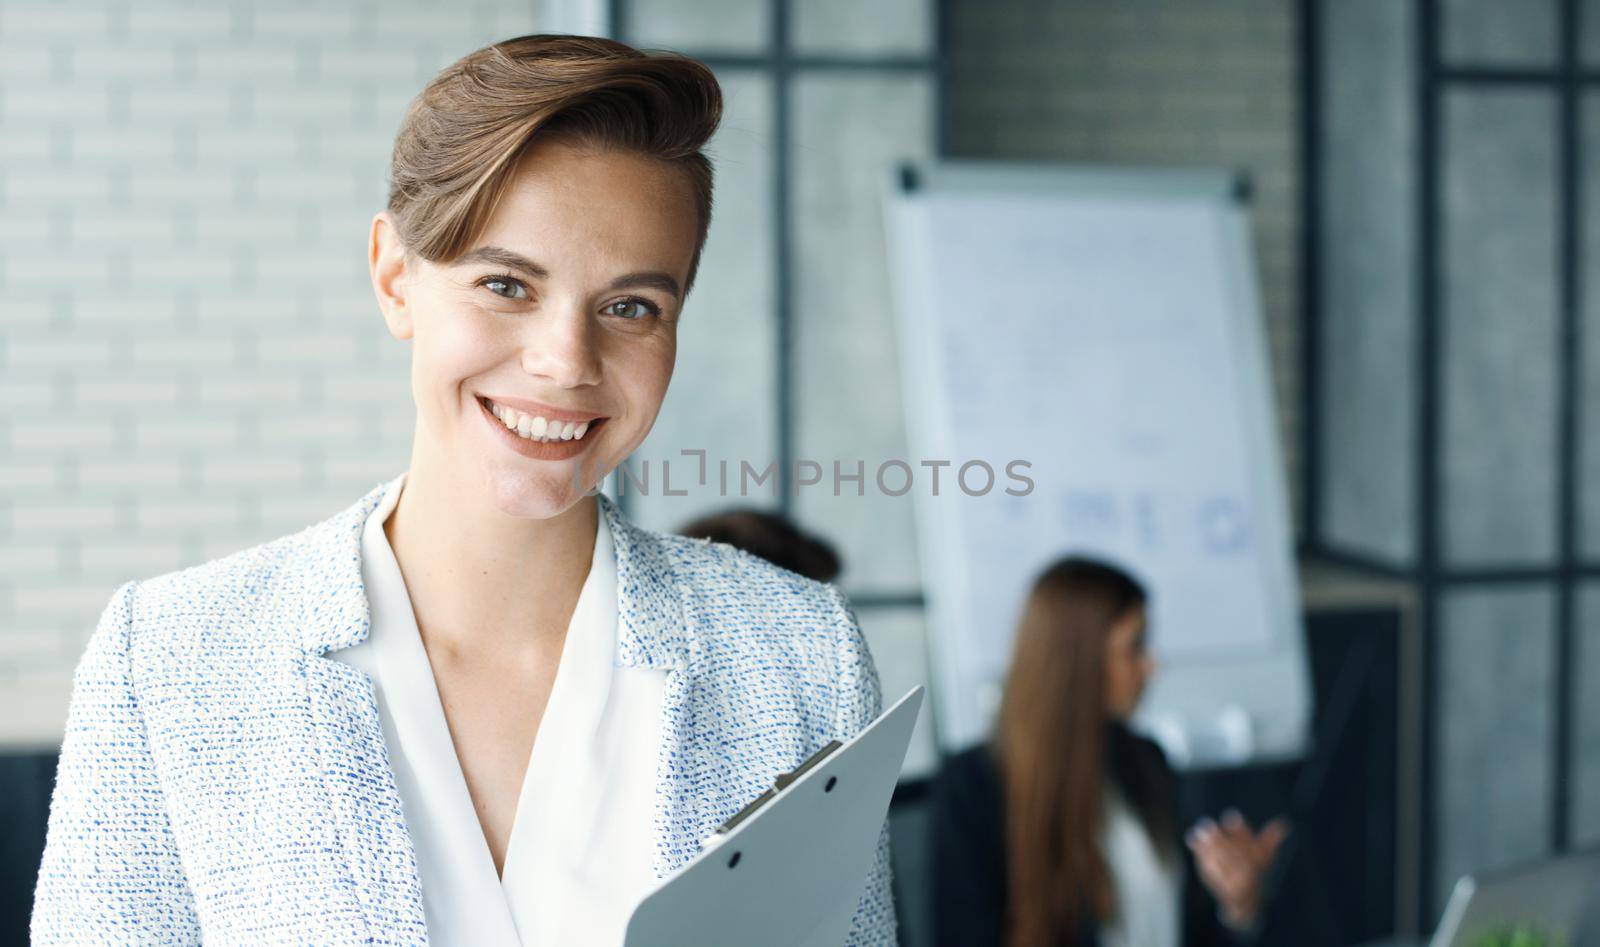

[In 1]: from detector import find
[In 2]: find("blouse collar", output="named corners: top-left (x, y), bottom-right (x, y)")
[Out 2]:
top-left (287, 471), bottom-right (693, 671)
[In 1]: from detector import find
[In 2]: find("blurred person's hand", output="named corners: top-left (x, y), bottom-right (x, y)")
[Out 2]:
top-left (1185, 809), bottom-right (1290, 930)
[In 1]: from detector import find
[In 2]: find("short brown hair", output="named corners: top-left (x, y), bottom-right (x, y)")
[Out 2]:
top-left (386, 34), bottom-right (723, 296)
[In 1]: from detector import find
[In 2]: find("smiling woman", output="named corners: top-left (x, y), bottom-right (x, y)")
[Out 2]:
top-left (31, 34), bottom-right (895, 947)
top-left (372, 135), bottom-right (697, 514)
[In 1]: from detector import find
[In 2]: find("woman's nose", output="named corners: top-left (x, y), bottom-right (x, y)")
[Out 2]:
top-left (521, 304), bottom-right (602, 387)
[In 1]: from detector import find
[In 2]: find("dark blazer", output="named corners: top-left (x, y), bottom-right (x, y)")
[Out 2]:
top-left (928, 733), bottom-right (1246, 947)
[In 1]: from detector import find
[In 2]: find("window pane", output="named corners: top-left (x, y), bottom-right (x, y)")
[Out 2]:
top-left (1441, 89), bottom-right (1559, 566)
top-left (625, 0), bottom-right (771, 55)
top-left (1441, 0), bottom-right (1557, 68)
top-left (790, 72), bottom-right (935, 593)
top-left (1579, 93), bottom-right (1600, 559)
top-left (1575, 585), bottom-right (1600, 847)
top-left (1435, 585), bottom-right (1555, 911)
top-left (1584, 0), bottom-right (1600, 68)
top-left (853, 604), bottom-right (939, 780)
top-left (1317, 0), bottom-right (1419, 566)
top-left (624, 71), bottom-right (778, 533)
top-left (791, 0), bottom-right (933, 58)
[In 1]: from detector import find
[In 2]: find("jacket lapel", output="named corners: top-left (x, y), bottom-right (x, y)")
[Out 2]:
top-left (596, 492), bottom-right (708, 877)
top-left (600, 491), bottom-right (694, 674)
top-left (285, 479), bottom-right (428, 942)
top-left (286, 479), bottom-right (703, 938)
top-left (287, 482), bottom-right (693, 673)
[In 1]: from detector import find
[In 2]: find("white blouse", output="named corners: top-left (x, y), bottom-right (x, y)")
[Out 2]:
top-left (1098, 785), bottom-right (1182, 947)
top-left (327, 470), bottom-right (668, 947)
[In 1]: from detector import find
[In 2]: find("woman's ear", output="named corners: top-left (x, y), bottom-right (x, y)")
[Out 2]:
top-left (369, 211), bottom-right (415, 341)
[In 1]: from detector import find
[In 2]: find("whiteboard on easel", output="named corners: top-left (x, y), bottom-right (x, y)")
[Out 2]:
top-left (882, 161), bottom-right (1309, 768)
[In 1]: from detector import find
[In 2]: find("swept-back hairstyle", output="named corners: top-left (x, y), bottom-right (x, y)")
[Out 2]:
top-left (992, 555), bottom-right (1175, 947)
top-left (386, 33), bottom-right (723, 296)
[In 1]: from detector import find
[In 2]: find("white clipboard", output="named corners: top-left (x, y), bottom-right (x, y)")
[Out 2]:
top-left (623, 686), bottom-right (925, 947)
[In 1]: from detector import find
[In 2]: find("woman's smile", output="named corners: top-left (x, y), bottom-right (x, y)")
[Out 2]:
top-left (476, 393), bottom-right (609, 461)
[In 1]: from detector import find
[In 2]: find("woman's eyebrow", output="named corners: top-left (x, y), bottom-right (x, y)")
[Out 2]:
top-left (457, 245), bottom-right (681, 300)
top-left (458, 245), bottom-right (548, 279)
top-left (611, 271), bottom-right (682, 301)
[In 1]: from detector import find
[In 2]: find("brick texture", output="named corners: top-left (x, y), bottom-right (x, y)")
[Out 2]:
top-left (0, 1), bottom-right (540, 682)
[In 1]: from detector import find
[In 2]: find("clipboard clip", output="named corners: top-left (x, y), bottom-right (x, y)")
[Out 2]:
top-left (714, 739), bottom-right (844, 836)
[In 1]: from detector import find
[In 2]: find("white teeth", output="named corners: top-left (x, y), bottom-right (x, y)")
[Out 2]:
top-left (489, 400), bottom-right (596, 443)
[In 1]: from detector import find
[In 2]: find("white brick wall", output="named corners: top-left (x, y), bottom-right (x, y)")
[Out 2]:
top-left (0, 1), bottom-right (545, 715)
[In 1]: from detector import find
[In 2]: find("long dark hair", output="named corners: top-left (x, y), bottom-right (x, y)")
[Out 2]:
top-left (990, 555), bottom-right (1178, 947)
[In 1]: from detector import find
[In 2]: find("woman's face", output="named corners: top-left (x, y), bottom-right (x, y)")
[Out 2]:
top-left (369, 138), bottom-right (700, 517)
top-left (1104, 603), bottom-right (1155, 720)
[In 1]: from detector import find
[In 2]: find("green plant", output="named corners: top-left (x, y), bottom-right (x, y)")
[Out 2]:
top-left (1469, 923), bottom-right (1567, 947)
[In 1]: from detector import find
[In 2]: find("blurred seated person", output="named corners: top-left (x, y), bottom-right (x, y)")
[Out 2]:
top-left (929, 556), bottom-right (1288, 947)
top-left (677, 507), bottom-right (841, 582)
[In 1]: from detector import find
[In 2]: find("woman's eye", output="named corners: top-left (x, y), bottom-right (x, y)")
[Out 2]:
top-left (478, 275), bottom-right (528, 300)
top-left (604, 298), bottom-right (662, 320)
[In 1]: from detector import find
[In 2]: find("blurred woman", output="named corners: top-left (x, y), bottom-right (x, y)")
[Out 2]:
top-left (929, 556), bottom-right (1287, 947)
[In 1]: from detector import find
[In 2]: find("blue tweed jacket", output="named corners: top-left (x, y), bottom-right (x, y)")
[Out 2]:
top-left (31, 482), bottom-right (895, 945)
